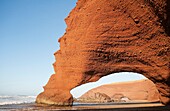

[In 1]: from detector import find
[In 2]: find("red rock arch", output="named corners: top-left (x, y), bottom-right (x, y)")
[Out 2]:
top-left (36, 0), bottom-right (170, 105)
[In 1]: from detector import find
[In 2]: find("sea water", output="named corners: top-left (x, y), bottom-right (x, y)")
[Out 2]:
top-left (0, 95), bottom-right (36, 105)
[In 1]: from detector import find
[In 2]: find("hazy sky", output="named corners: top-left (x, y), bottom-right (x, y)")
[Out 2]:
top-left (0, 0), bottom-right (145, 97)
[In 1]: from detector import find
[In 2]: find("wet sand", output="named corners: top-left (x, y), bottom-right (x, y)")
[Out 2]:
top-left (0, 102), bottom-right (169, 111)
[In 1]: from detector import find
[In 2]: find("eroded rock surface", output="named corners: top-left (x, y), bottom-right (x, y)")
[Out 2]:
top-left (36, 0), bottom-right (170, 105)
top-left (78, 92), bottom-right (112, 103)
top-left (79, 79), bottom-right (160, 103)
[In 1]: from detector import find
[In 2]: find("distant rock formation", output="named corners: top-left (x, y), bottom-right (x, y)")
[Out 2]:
top-left (78, 79), bottom-right (160, 103)
top-left (36, 0), bottom-right (170, 105)
top-left (77, 92), bottom-right (112, 103)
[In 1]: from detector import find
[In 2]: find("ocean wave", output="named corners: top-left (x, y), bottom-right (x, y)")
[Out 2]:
top-left (15, 95), bottom-right (36, 99)
top-left (0, 101), bottom-right (34, 105)
top-left (0, 95), bottom-right (36, 105)
top-left (0, 96), bottom-right (13, 99)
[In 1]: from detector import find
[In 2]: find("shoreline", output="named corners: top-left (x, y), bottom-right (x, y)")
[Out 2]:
top-left (1, 102), bottom-right (169, 111)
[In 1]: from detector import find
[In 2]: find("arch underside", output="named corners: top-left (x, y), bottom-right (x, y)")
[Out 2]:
top-left (36, 0), bottom-right (170, 105)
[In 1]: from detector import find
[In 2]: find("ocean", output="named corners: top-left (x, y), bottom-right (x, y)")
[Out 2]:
top-left (0, 95), bottom-right (36, 105)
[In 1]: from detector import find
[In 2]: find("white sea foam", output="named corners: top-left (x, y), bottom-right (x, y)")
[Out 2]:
top-left (0, 96), bottom-right (12, 98)
top-left (0, 95), bottom-right (36, 105)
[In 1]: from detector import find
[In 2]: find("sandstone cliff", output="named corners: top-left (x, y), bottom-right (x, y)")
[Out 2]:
top-left (79, 79), bottom-right (160, 103)
top-left (36, 0), bottom-right (170, 105)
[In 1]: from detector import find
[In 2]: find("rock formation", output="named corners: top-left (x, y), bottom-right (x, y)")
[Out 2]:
top-left (78, 92), bottom-right (112, 103)
top-left (79, 79), bottom-right (160, 103)
top-left (36, 0), bottom-right (170, 105)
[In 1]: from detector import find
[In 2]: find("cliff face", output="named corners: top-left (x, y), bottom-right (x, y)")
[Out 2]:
top-left (79, 79), bottom-right (160, 103)
top-left (36, 0), bottom-right (170, 105)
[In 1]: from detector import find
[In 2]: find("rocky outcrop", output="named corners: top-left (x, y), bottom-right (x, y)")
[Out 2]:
top-left (78, 92), bottom-right (112, 103)
top-left (79, 79), bottom-right (160, 103)
top-left (36, 0), bottom-right (170, 105)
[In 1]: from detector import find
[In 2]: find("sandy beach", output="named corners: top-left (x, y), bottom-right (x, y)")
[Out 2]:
top-left (0, 102), bottom-right (170, 111)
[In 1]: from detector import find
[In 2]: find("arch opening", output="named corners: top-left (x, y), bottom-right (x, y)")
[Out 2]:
top-left (71, 72), bottom-right (160, 103)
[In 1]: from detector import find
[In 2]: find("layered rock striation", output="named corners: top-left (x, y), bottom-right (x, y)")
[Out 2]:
top-left (79, 79), bottom-right (160, 103)
top-left (36, 0), bottom-right (170, 105)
